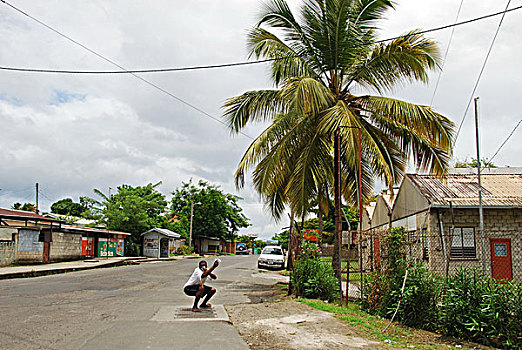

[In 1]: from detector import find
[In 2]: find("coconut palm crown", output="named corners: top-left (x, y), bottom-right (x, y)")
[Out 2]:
top-left (222, 0), bottom-right (454, 220)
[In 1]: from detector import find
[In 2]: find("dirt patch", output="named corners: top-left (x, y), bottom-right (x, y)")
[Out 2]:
top-left (226, 299), bottom-right (380, 350)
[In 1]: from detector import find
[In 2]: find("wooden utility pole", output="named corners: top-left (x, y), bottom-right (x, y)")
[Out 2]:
top-left (35, 182), bottom-right (39, 214)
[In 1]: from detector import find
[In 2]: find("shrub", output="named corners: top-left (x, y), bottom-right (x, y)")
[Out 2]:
top-left (440, 268), bottom-right (522, 349)
top-left (385, 264), bottom-right (442, 331)
top-left (175, 245), bottom-right (193, 255)
top-left (292, 242), bottom-right (338, 302)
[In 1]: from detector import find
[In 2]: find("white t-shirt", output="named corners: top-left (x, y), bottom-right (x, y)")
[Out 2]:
top-left (184, 267), bottom-right (207, 288)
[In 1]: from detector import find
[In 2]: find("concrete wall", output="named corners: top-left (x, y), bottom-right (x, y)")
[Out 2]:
top-left (0, 242), bottom-right (16, 266)
top-left (49, 232), bottom-right (82, 262)
top-left (427, 208), bottom-right (522, 281)
top-left (16, 229), bottom-right (43, 263)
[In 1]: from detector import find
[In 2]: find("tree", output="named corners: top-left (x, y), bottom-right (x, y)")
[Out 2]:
top-left (83, 182), bottom-right (168, 256)
top-left (50, 198), bottom-right (86, 217)
top-left (11, 202), bottom-right (36, 212)
top-left (222, 0), bottom-right (454, 282)
top-left (454, 157), bottom-right (497, 168)
top-left (170, 180), bottom-right (250, 243)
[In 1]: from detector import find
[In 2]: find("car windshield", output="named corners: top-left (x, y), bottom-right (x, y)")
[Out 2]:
top-left (262, 248), bottom-right (283, 255)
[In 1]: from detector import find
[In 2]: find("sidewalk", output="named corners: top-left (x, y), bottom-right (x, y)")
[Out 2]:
top-left (0, 255), bottom-right (198, 280)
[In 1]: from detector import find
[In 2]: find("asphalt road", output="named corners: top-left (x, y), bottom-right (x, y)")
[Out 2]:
top-left (0, 255), bottom-right (284, 350)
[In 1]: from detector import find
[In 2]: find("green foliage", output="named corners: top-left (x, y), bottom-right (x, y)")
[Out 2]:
top-left (83, 182), bottom-right (168, 256)
top-left (50, 198), bottom-right (87, 217)
top-left (272, 231), bottom-right (289, 249)
top-left (440, 268), bottom-right (522, 349)
top-left (170, 180), bottom-right (249, 241)
top-left (291, 242), bottom-right (338, 302)
top-left (362, 248), bottom-right (522, 349)
top-left (454, 157), bottom-right (497, 168)
top-left (11, 202), bottom-right (36, 212)
top-left (175, 245), bottom-right (193, 255)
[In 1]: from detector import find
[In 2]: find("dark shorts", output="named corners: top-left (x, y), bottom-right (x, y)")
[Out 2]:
top-left (184, 284), bottom-right (212, 297)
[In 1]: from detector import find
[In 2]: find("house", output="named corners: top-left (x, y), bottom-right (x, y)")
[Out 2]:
top-left (195, 236), bottom-right (221, 254)
top-left (0, 208), bottom-right (129, 264)
top-left (362, 168), bottom-right (522, 281)
top-left (141, 228), bottom-right (185, 258)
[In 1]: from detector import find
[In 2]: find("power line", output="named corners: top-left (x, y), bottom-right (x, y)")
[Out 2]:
top-left (0, 3), bottom-right (521, 75)
top-left (487, 118), bottom-right (522, 164)
top-left (454, 0), bottom-right (512, 142)
top-left (0, 0), bottom-right (254, 140)
top-left (430, 0), bottom-right (465, 107)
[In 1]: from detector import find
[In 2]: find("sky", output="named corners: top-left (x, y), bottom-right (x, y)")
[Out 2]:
top-left (0, 0), bottom-right (521, 240)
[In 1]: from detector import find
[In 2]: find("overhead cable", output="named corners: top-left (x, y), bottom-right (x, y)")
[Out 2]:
top-left (0, 3), bottom-right (521, 75)
top-left (454, 0), bottom-right (512, 142)
top-left (0, 0), bottom-right (254, 140)
top-left (487, 118), bottom-right (522, 165)
top-left (429, 0), bottom-right (465, 107)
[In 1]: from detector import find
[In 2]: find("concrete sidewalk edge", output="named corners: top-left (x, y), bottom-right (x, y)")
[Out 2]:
top-left (0, 254), bottom-right (203, 280)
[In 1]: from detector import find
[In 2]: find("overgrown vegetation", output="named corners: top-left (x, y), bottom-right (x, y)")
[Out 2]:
top-left (291, 241), bottom-right (338, 302)
top-left (361, 227), bottom-right (522, 349)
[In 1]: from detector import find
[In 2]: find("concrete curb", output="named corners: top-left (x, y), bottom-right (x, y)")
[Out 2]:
top-left (0, 255), bottom-right (204, 280)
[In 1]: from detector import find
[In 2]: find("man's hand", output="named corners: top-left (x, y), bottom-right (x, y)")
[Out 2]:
top-left (209, 273), bottom-right (217, 280)
top-left (213, 260), bottom-right (220, 268)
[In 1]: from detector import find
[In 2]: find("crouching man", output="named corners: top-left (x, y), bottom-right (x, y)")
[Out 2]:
top-left (183, 259), bottom-right (219, 312)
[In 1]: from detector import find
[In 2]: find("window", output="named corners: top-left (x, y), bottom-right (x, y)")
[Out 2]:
top-left (450, 227), bottom-right (476, 258)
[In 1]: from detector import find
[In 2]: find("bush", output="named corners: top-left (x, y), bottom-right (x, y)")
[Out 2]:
top-left (175, 245), bottom-right (193, 255)
top-left (385, 265), bottom-right (442, 331)
top-left (440, 268), bottom-right (522, 349)
top-left (292, 257), bottom-right (339, 302)
top-left (291, 242), bottom-right (338, 302)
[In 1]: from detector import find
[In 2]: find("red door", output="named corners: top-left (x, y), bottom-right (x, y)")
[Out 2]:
top-left (490, 238), bottom-right (512, 281)
top-left (43, 242), bottom-right (50, 262)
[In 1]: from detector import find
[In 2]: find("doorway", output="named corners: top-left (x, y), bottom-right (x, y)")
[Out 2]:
top-left (489, 238), bottom-right (512, 281)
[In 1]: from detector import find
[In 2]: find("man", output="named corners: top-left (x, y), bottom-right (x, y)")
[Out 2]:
top-left (183, 259), bottom-right (219, 312)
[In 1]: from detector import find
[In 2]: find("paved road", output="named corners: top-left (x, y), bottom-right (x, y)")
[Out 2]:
top-left (0, 255), bottom-right (283, 349)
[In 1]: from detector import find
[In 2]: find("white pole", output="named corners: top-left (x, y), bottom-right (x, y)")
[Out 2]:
top-left (474, 97), bottom-right (486, 273)
top-left (189, 202), bottom-right (194, 248)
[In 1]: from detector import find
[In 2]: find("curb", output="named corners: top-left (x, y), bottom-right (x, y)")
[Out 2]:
top-left (0, 255), bottom-right (205, 280)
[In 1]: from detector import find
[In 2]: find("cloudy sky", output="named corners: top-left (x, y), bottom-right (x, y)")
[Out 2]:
top-left (1, 0), bottom-right (521, 240)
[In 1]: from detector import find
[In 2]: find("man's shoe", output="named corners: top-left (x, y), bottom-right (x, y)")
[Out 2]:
top-left (200, 303), bottom-right (212, 308)
top-left (192, 307), bottom-right (202, 312)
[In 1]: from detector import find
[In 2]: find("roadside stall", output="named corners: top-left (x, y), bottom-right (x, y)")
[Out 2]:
top-left (141, 228), bottom-right (184, 258)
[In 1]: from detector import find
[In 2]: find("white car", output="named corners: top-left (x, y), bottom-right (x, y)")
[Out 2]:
top-left (257, 245), bottom-right (286, 270)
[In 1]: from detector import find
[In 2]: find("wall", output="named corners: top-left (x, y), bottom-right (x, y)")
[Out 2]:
top-left (49, 232), bottom-right (82, 262)
top-left (16, 229), bottom-right (43, 263)
top-left (427, 208), bottom-right (522, 281)
top-left (142, 232), bottom-right (160, 258)
top-left (0, 241), bottom-right (16, 266)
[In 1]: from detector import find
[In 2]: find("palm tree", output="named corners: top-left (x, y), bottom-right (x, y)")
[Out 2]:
top-left (222, 0), bottom-right (454, 278)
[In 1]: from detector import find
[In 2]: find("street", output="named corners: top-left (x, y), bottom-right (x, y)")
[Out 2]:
top-left (0, 255), bottom-right (281, 350)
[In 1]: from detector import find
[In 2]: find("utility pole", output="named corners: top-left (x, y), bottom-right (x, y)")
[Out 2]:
top-left (474, 97), bottom-right (486, 273)
top-left (189, 202), bottom-right (194, 248)
top-left (35, 182), bottom-right (39, 214)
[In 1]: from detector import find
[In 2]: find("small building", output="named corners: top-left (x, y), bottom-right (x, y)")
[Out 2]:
top-left (0, 208), bottom-right (130, 264)
top-left (362, 168), bottom-right (522, 281)
top-left (195, 236), bottom-right (221, 254)
top-left (141, 228), bottom-right (184, 258)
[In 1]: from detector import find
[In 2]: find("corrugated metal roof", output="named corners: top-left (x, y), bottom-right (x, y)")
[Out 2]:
top-left (141, 227), bottom-right (181, 238)
top-left (407, 173), bottom-right (522, 208)
top-left (0, 208), bottom-right (47, 219)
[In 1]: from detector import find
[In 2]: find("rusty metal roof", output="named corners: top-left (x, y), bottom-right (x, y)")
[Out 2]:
top-left (407, 173), bottom-right (522, 208)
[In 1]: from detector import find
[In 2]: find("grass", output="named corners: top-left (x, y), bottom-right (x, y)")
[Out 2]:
top-left (297, 299), bottom-right (487, 350)
top-left (320, 257), bottom-right (364, 283)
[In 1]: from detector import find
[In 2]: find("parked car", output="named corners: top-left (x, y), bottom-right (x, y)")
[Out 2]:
top-left (257, 245), bottom-right (285, 270)
top-left (236, 243), bottom-right (249, 255)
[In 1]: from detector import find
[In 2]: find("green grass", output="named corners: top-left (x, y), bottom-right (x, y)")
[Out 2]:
top-left (320, 257), bottom-right (364, 282)
top-left (298, 299), bottom-right (481, 350)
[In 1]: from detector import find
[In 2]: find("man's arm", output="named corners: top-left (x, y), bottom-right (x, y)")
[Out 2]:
top-left (201, 260), bottom-right (219, 278)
